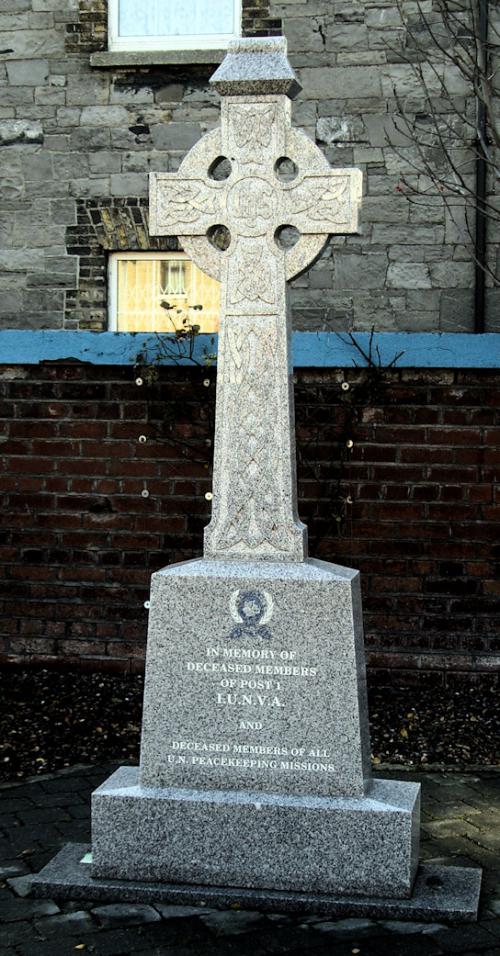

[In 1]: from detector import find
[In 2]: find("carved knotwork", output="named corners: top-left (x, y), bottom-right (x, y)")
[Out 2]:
top-left (231, 246), bottom-right (275, 307)
top-left (164, 183), bottom-right (219, 222)
top-left (215, 322), bottom-right (291, 556)
top-left (149, 57), bottom-right (362, 561)
top-left (288, 177), bottom-right (350, 220)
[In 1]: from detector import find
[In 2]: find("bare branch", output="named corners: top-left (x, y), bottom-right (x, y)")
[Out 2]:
top-left (385, 0), bottom-right (500, 286)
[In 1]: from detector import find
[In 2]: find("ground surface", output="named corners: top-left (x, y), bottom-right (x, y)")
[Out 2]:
top-left (0, 765), bottom-right (499, 956)
top-left (0, 670), bottom-right (498, 784)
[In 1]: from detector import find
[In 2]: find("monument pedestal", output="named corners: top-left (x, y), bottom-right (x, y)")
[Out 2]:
top-left (30, 554), bottom-right (481, 918)
top-left (92, 767), bottom-right (419, 899)
top-left (91, 557), bottom-right (419, 900)
top-left (137, 558), bottom-right (373, 798)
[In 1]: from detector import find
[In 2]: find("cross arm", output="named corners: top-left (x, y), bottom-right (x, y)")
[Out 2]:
top-left (149, 128), bottom-right (225, 239)
top-left (282, 169), bottom-right (363, 236)
top-left (150, 175), bottom-right (223, 237)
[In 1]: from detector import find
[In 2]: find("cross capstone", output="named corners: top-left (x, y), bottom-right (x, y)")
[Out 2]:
top-left (150, 38), bottom-right (362, 562)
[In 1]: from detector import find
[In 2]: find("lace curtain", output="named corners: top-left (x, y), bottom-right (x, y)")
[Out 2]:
top-left (118, 0), bottom-right (235, 37)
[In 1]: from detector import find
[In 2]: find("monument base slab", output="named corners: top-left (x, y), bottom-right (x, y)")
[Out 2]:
top-left (29, 843), bottom-right (482, 923)
top-left (90, 766), bottom-right (419, 899)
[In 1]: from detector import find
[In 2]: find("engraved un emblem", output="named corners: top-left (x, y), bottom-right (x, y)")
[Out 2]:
top-left (229, 589), bottom-right (273, 640)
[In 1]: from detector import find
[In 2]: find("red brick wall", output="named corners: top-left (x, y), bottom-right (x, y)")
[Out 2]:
top-left (1, 363), bottom-right (499, 683)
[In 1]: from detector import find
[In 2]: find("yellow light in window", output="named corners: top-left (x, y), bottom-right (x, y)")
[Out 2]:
top-left (115, 254), bottom-right (220, 333)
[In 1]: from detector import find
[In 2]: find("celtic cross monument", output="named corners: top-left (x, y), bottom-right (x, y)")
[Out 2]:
top-left (85, 39), bottom-right (424, 902)
top-left (90, 36), bottom-right (421, 900)
top-left (31, 38), bottom-right (481, 921)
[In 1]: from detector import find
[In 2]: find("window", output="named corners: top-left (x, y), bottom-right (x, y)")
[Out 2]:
top-left (108, 252), bottom-right (221, 333)
top-left (108, 0), bottom-right (241, 52)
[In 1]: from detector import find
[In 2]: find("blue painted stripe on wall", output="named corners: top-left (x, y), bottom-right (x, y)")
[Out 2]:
top-left (0, 330), bottom-right (500, 368)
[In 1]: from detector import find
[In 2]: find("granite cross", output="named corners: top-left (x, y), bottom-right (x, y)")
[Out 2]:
top-left (150, 37), bottom-right (362, 562)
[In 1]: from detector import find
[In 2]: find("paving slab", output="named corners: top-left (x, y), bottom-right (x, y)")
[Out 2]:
top-left (90, 902), bottom-right (162, 926)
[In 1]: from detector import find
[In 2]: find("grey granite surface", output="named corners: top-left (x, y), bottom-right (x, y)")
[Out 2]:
top-left (210, 37), bottom-right (301, 98)
top-left (30, 843), bottom-right (482, 922)
top-left (139, 558), bottom-right (372, 799)
top-left (91, 767), bottom-right (419, 898)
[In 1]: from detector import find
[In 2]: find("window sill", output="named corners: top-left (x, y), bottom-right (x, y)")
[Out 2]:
top-left (90, 49), bottom-right (226, 68)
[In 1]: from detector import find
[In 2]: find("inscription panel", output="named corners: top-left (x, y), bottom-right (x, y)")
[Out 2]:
top-left (139, 561), bottom-right (370, 799)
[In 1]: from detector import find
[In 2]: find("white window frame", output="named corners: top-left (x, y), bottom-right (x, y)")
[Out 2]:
top-left (107, 249), bottom-right (225, 335)
top-left (108, 251), bottom-right (191, 332)
top-left (108, 0), bottom-right (241, 52)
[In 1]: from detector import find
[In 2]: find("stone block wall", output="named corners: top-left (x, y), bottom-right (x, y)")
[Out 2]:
top-left (283, 0), bottom-right (499, 332)
top-left (0, 0), bottom-right (498, 332)
top-left (1, 363), bottom-right (499, 681)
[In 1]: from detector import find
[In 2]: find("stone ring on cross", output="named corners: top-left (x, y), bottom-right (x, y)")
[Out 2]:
top-left (150, 37), bottom-right (362, 563)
